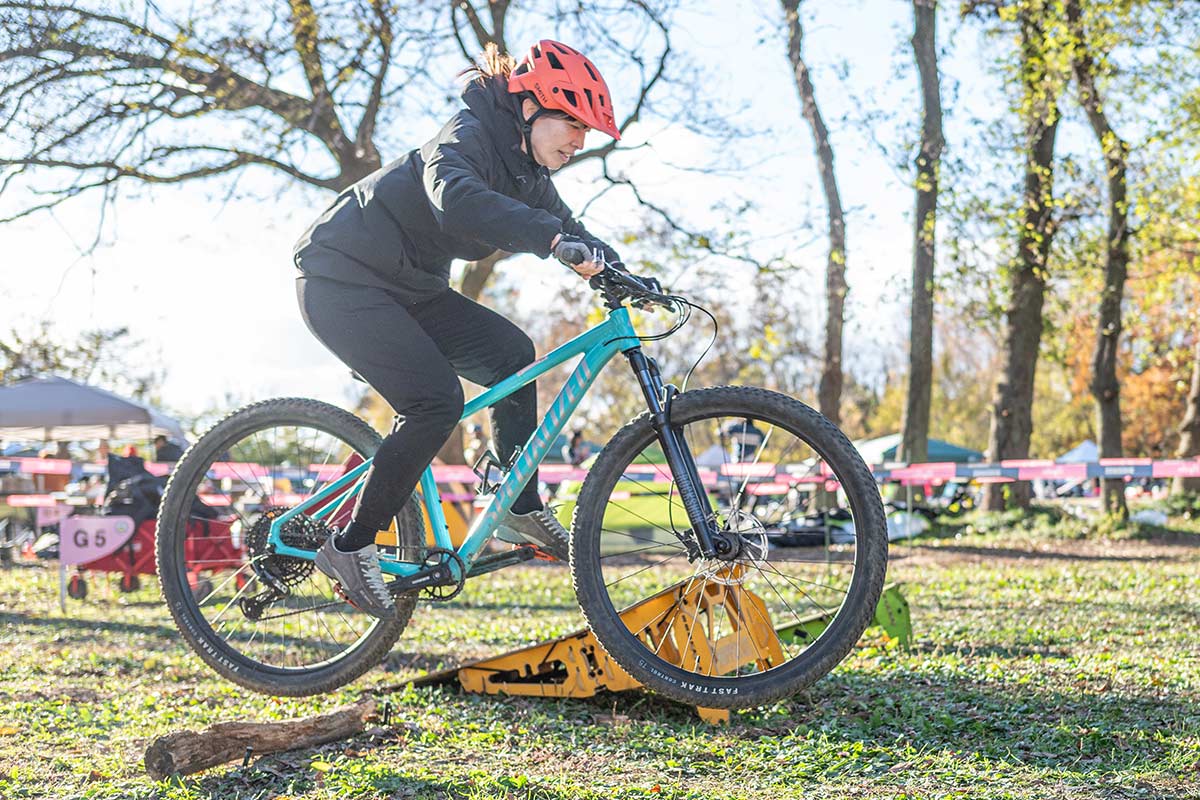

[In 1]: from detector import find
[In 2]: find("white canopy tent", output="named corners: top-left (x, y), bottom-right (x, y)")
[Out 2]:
top-left (1056, 439), bottom-right (1098, 463)
top-left (0, 376), bottom-right (186, 443)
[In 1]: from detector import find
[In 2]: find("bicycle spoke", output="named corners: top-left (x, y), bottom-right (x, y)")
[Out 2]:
top-left (730, 424), bottom-right (774, 514)
top-left (159, 402), bottom-right (413, 680)
top-left (599, 542), bottom-right (683, 560)
top-left (604, 550), bottom-right (689, 591)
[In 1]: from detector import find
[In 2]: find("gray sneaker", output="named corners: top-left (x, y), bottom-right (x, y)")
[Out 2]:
top-left (314, 538), bottom-right (397, 619)
top-left (495, 508), bottom-right (570, 561)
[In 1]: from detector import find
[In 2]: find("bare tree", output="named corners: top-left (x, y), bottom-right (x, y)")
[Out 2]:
top-left (1066, 0), bottom-right (1129, 518)
top-left (0, 0), bottom-right (733, 282)
top-left (781, 0), bottom-right (845, 426)
top-left (1, 323), bottom-right (164, 401)
top-left (0, 0), bottom-right (437, 212)
top-left (981, 2), bottom-right (1063, 511)
top-left (898, 0), bottom-right (944, 466)
top-left (4, 1), bottom-right (774, 472)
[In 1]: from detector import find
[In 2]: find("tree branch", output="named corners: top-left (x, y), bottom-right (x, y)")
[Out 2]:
top-left (286, 0), bottom-right (335, 110)
top-left (355, 0), bottom-right (393, 155)
top-left (1, 146), bottom-right (339, 189)
top-left (454, 0), bottom-right (495, 49)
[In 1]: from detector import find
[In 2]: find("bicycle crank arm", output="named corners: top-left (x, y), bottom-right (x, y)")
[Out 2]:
top-left (465, 545), bottom-right (538, 578)
top-left (386, 562), bottom-right (458, 594)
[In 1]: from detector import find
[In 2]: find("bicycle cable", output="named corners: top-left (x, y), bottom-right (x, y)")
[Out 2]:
top-left (677, 298), bottom-right (718, 394)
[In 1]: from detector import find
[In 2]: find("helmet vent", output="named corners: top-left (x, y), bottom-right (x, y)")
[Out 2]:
top-left (584, 88), bottom-right (594, 107)
top-left (584, 62), bottom-right (597, 81)
top-left (562, 89), bottom-right (578, 107)
top-left (546, 51), bottom-right (564, 70)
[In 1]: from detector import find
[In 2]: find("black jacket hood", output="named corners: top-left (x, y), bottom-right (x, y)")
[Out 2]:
top-left (294, 75), bottom-right (600, 302)
top-left (461, 77), bottom-right (549, 185)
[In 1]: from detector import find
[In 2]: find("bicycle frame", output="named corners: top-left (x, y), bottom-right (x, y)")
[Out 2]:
top-left (267, 305), bottom-right (644, 577)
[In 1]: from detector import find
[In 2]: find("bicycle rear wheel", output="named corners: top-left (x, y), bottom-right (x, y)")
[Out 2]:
top-left (155, 398), bottom-right (422, 696)
top-left (570, 386), bottom-right (887, 710)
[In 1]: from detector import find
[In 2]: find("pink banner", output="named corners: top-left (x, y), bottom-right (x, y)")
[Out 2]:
top-left (36, 505), bottom-right (73, 527)
top-left (747, 482), bottom-right (790, 496)
top-left (12, 457), bottom-right (72, 475)
top-left (999, 459), bottom-right (1054, 469)
top-left (539, 464), bottom-right (589, 481)
top-left (1016, 463), bottom-right (1088, 481)
top-left (209, 462), bottom-right (269, 480)
top-left (779, 473), bottom-right (826, 485)
top-left (1153, 460), bottom-right (1200, 478)
top-left (718, 462), bottom-right (777, 478)
top-left (431, 465), bottom-right (479, 483)
top-left (889, 462), bottom-right (958, 482)
top-left (6, 494), bottom-right (58, 507)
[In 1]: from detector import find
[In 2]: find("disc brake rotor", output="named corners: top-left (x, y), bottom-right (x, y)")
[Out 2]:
top-left (697, 510), bottom-right (769, 585)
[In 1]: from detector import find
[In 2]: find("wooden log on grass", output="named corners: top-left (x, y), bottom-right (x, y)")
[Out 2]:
top-left (144, 699), bottom-right (375, 780)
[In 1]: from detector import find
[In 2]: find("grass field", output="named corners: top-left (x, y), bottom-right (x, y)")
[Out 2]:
top-left (1, 504), bottom-right (1197, 799)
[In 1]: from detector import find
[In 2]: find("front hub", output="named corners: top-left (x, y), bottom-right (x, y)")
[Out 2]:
top-left (711, 530), bottom-right (743, 561)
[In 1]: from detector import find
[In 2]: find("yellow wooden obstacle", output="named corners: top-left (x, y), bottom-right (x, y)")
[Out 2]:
top-left (408, 579), bottom-right (910, 723)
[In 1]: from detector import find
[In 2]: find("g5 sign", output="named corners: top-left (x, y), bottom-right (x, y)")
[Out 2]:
top-left (59, 516), bottom-right (136, 565)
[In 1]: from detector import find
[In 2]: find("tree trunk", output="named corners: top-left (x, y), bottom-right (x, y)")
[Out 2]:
top-left (899, 0), bottom-right (944, 467)
top-left (984, 10), bottom-right (1060, 512)
top-left (459, 250), bottom-right (513, 303)
top-left (1174, 335), bottom-right (1200, 495)
top-left (783, 0), bottom-right (846, 426)
top-left (1066, 0), bottom-right (1129, 518)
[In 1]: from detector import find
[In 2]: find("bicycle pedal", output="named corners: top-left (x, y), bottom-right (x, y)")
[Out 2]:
top-left (519, 544), bottom-right (559, 563)
top-left (332, 582), bottom-right (361, 611)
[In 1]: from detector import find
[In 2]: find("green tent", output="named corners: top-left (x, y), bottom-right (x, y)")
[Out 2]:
top-left (854, 433), bottom-right (983, 465)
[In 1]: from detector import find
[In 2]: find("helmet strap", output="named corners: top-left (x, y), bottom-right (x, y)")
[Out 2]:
top-left (520, 95), bottom-right (549, 166)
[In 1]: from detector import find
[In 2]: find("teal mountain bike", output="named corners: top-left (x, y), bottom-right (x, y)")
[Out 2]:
top-left (156, 266), bottom-right (887, 710)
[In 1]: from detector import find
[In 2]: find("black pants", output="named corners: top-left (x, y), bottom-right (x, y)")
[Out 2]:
top-left (296, 276), bottom-right (541, 533)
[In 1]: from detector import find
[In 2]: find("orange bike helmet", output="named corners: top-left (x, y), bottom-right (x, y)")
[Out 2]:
top-left (508, 40), bottom-right (620, 140)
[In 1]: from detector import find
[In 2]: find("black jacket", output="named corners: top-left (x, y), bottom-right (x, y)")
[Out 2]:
top-left (294, 76), bottom-right (598, 302)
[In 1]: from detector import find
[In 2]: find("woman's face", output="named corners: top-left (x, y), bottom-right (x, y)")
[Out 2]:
top-left (523, 100), bottom-right (589, 171)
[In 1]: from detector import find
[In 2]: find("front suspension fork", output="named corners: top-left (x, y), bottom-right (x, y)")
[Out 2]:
top-left (625, 349), bottom-right (719, 558)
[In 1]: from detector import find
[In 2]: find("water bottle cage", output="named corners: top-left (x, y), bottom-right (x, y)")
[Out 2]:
top-left (471, 449), bottom-right (507, 496)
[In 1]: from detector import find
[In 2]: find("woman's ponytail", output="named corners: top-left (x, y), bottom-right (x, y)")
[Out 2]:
top-left (459, 42), bottom-right (517, 86)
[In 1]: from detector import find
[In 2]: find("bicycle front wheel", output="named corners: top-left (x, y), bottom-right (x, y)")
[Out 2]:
top-left (155, 398), bottom-right (422, 696)
top-left (570, 386), bottom-right (887, 710)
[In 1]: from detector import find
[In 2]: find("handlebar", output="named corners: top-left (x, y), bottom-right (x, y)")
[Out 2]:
top-left (556, 246), bottom-right (676, 311)
top-left (593, 265), bottom-right (675, 311)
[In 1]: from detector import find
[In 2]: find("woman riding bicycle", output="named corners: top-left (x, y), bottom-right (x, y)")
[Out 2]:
top-left (293, 40), bottom-right (623, 619)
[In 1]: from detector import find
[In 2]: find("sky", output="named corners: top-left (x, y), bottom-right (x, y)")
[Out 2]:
top-left (0, 1), bottom-right (1011, 431)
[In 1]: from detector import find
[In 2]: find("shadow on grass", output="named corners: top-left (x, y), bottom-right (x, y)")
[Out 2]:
top-left (749, 667), bottom-right (1198, 775)
top-left (0, 609), bottom-right (181, 639)
top-left (900, 543), bottom-right (1173, 563)
top-left (174, 729), bottom-right (598, 800)
top-left (0, 610), bottom-right (452, 677)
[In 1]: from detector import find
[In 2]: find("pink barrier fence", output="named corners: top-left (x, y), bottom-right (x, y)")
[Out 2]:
top-left (4, 455), bottom-right (1199, 512)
